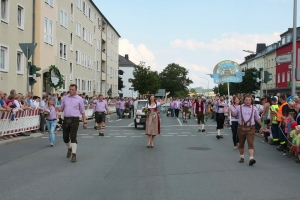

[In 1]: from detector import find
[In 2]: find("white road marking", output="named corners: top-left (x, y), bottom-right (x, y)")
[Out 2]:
top-left (191, 135), bottom-right (197, 136)
top-left (208, 132), bottom-right (218, 134)
top-left (167, 133), bottom-right (178, 134)
top-left (109, 133), bottom-right (120, 135)
top-left (181, 132), bottom-right (191, 134)
top-left (124, 133), bottom-right (134, 135)
top-left (42, 137), bottom-right (48, 139)
top-left (110, 130), bottom-right (120, 132)
top-left (104, 136), bottom-right (111, 137)
top-left (175, 129), bottom-right (183, 130)
top-left (82, 136), bottom-right (94, 138)
top-left (115, 136), bottom-right (127, 138)
top-left (178, 135), bottom-right (188, 136)
top-left (176, 118), bottom-right (183, 126)
top-left (78, 134), bottom-right (89, 136)
top-left (161, 129), bottom-right (170, 130)
top-left (131, 136), bottom-right (143, 137)
top-left (162, 135), bottom-right (173, 137)
top-left (128, 122), bottom-right (133, 127)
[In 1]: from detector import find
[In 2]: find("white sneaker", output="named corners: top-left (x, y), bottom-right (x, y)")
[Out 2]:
top-left (50, 143), bottom-right (54, 147)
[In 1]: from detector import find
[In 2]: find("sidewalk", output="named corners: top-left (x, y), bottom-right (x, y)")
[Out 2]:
top-left (0, 132), bottom-right (44, 147)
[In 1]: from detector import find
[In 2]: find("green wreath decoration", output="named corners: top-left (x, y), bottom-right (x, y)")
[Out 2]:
top-left (45, 65), bottom-right (65, 90)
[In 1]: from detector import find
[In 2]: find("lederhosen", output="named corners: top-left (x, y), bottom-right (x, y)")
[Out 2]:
top-left (216, 102), bottom-right (225, 129)
top-left (95, 101), bottom-right (106, 123)
top-left (182, 100), bottom-right (190, 115)
top-left (237, 105), bottom-right (255, 150)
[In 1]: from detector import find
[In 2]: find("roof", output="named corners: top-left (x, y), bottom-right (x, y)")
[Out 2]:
top-left (119, 55), bottom-right (136, 66)
top-left (90, 0), bottom-right (121, 38)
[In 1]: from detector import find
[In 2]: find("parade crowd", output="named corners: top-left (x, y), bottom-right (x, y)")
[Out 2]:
top-left (2, 85), bottom-right (300, 165)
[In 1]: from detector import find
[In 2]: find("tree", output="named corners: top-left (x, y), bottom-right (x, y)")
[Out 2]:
top-left (159, 63), bottom-right (193, 97)
top-left (212, 83), bottom-right (228, 95)
top-left (128, 62), bottom-right (160, 95)
top-left (189, 88), bottom-right (196, 93)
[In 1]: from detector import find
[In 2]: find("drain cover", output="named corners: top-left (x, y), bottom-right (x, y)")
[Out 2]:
top-left (187, 147), bottom-right (211, 151)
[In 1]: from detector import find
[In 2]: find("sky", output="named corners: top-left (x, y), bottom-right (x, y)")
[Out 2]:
top-left (94, 0), bottom-right (300, 90)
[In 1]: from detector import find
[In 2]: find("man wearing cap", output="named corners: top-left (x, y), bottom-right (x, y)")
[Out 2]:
top-left (269, 97), bottom-right (279, 145)
top-left (59, 84), bottom-right (87, 162)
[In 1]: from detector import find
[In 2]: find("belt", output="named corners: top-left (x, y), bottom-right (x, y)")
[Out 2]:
top-left (96, 111), bottom-right (106, 113)
top-left (47, 119), bottom-right (56, 121)
top-left (64, 117), bottom-right (79, 119)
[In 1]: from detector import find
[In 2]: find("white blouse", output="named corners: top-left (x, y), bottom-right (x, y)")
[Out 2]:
top-left (147, 102), bottom-right (161, 108)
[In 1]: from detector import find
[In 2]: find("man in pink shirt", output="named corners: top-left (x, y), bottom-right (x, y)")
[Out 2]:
top-left (93, 94), bottom-right (109, 136)
top-left (118, 98), bottom-right (125, 119)
top-left (59, 84), bottom-right (87, 163)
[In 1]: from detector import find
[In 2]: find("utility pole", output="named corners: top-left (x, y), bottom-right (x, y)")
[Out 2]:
top-left (292, 0), bottom-right (297, 95)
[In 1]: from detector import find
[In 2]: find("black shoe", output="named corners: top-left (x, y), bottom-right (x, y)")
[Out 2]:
top-left (94, 126), bottom-right (97, 130)
top-left (202, 129), bottom-right (205, 132)
top-left (198, 129), bottom-right (201, 132)
top-left (276, 145), bottom-right (282, 150)
top-left (150, 146), bottom-right (154, 148)
top-left (216, 135), bottom-right (220, 139)
top-left (147, 146), bottom-right (150, 148)
top-left (295, 159), bottom-right (300, 163)
top-left (249, 159), bottom-right (256, 166)
top-left (277, 145), bottom-right (284, 151)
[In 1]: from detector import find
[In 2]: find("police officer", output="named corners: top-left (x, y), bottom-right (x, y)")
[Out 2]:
top-left (93, 94), bottom-right (109, 136)
top-left (59, 84), bottom-right (87, 162)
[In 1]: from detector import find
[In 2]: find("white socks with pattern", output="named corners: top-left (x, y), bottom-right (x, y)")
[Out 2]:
top-left (66, 142), bottom-right (71, 149)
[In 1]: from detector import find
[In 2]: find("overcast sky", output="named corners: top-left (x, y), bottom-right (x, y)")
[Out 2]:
top-left (95, 0), bottom-right (299, 89)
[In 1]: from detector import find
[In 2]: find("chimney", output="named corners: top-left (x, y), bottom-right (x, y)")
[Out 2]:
top-left (125, 54), bottom-right (129, 60)
top-left (256, 43), bottom-right (266, 54)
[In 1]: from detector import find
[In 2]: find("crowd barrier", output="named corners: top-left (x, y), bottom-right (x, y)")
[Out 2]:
top-left (0, 109), bottom-right (40, 136)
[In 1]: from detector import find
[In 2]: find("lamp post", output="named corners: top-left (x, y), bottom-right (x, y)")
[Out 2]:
top-left (292, 0), bottom-right (297, 95)
top-left (198, 76), bottom-right (209, 96)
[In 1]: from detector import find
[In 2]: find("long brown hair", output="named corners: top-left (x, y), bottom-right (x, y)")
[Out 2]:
top-left (148, 94), bottom-right (157, 105)
top-left (47, 97), bottom-right (54, 108)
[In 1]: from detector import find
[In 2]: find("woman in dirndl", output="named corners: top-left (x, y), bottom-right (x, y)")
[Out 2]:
top-left (145, 92), bottom-right (170, 148)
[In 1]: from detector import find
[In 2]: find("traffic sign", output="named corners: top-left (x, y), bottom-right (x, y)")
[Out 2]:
top-left (276, 53), bottom-right (292, 63)
top-left (19, 43), bottom-right (37, 60)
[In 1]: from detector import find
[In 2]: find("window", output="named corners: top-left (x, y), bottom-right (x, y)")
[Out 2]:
top-left (88, 80), bottom-right (92, 92)
top-left (75, 50), bottom-right (81, 65)
top-left (97, 39), bottom-right (101, 50)
top-left (282, 72), bottom-right (285, 82)
top-left (287, 34), bottom-right (291, 42)
top-left (17, 5), bottom-right (24, 29)
top-left (89, 32), bottom-right (93, 44)
top-left (76, 0), bottom-right (82, 10)
top-left (76, 22), bottom-right (81, 37)
top-left (1, 0), bottom-right (8, 23)
top-left (70, 62), bottom-right (73, 80)
top-left (97, 81), bottom-right (100, 92)
top-left (88, 7), bottom-right (91, 19)
top-left (70, 32), bottom-right (73, 50)
top-left (82, 79), bottom-right (86, 91)
top-left (70, 3), bottom-right (74, 22)
top-left (44, 17), bottom-right (53, 45)
top-left (83, 27), bottom-right (86, 41)
top-left (83, 1), bottom-right (86, 15)
top-left (277, 73), bottom-right (280, 83)
top-left (97, 61), bottom-right (100, 71)
top-left (16, 51), bottom-right (24, 74)
top-left (45, 0), bottom-right (53, 7)
top-left (287, 71), bottom-right (290, 82)
top-left (60, 9), bottom-right (67, 28)
top-left (75, 78), bottom-right (81, 91)
top-left (60, 75), bottom-right (67, 91)
top-left (0, 45), bottom-right (8, 72)
top-left (281, 37), bottom-right (286, 45)
top-left (59, 42), bottom-right (67, 60)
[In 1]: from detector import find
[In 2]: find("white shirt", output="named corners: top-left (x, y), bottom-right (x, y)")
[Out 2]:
top-left (14, 100), bottom-right (21, 108)
top-left (147, 102), bottom-right (161, 108)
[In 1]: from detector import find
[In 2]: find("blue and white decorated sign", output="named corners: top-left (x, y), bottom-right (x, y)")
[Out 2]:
top-left (212, 60), bottom-right (245, 84)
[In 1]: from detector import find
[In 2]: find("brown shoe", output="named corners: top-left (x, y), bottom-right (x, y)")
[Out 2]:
top-left (66, 148), bottom-right (72, 158)
top-left (71, 153), bottom-right (77, 162)
top-left (239, 158), bottom-right (244, 163)
top-left (249, 159), bottom-right (256, 166)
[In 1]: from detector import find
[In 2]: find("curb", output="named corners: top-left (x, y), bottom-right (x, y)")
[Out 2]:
top-left (0, 133), bottom-right (44, 147)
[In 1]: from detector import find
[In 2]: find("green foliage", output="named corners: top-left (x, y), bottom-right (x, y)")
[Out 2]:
top-left (45, 65), bottom-right (65, 90)
top-left (159, 63), bottom-right (193, 97)
top-left (189, 88), bottom-right (196, 93)
top-left (128, 62), bottom-right (160, 95)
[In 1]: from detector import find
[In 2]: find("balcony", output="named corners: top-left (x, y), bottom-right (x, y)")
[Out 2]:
top-left (101, 72), bottom-right (106, 81)
top-left (102, 51), bottom-right (106, 61)
top-left (102, 29), bottom-right (106, 41)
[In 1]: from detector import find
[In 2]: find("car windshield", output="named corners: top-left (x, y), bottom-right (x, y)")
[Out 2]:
top-left (137, 101), bottom-right (147, 110)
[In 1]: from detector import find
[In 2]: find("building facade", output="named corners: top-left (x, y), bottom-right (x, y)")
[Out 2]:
top-left (119, 54), bottom-right (138, 98)
top-left (0, 0), bottom-right (34, 94)
top-left (0, 0), bottom-right (120, 97)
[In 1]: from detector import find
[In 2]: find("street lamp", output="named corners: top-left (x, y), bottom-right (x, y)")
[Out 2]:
top-left (198, 76), bottom-right (209, 97)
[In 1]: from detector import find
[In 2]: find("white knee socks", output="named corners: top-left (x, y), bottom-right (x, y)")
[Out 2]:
top-left (217, 129), bottom-right (221, 136)
top-left (71, 143), bottom-right (77, 154)
top-left (198, 124), bottom-right (201, 129)
top-left (202, 124), bottom-right (204, 130)
top-left (66, 142), bottom-right (71, 149)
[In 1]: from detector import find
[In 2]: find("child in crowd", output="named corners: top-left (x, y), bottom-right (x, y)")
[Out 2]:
top-left (262, 124), bottom-right (271, 143)
top-left (295, 125), bottom-right (300, 163)
top-left (283, 112), bottom-right (296, 155)
top-left (289, 123), bottom-right (298, 158)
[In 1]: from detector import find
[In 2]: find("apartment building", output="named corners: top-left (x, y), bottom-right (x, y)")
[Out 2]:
top-left (0, 0), bottom-right (34, 94)
top-left (0, 0), bottom-right (120, 97)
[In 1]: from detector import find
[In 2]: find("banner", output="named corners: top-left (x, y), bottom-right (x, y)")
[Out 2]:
top-left (212, 60), bottom-right (245, 84)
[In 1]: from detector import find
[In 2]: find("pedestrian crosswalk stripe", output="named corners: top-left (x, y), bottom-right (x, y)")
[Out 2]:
top-left (109, 133), bottom-right (120, 135)
top-left (78, 134), bottom-right (89, 136)
top-left (82, 136), bottom-right (94, 138)
top-left (167, 133), bottom-right (178, 134)
top-left (104, 136), bottom-right (111, 137)
top-left (131, 136), bottom-right (143, 137)
top-left (162, 135), bottom-right (173, 136)
top-left (178, 135), bottom-right (188, 136)
top-left (124, 133), bottom-right (134, 135)
top-left (115, 136), bottom-right (127, 137)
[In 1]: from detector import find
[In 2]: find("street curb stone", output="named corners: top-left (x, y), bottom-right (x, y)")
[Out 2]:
top-left (0, 133), bottom-right (44, 147)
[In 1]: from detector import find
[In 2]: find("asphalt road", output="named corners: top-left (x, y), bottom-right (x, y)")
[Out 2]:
top-left (1, 113), bottom-right (300, 200)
